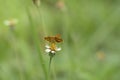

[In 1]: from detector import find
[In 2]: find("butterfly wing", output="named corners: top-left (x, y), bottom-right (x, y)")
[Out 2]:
top-left (55, 34), bottom-right (63, 43)
top-left (44, 36), bottom-right (55, 42)
top-left (44, 34), bottom-right (63, 43)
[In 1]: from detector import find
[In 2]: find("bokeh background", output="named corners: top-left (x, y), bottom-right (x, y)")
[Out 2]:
top-left (0, 0), bottom-right (120, 80)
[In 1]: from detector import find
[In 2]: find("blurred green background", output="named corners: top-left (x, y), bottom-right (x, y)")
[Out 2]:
top-left (0, 0), bottom-right (120, 80)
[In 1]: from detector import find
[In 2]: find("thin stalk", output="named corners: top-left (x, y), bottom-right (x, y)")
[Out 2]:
top-left (52, 60), bottom-right (57, 80)
top-left (49, 56), bottom-right (53, 72)
top-left (9, 29), bottom-right (24, 80)
top-left (21, 2), bottom-right (48, 79)
top-left (48, 56), bottom-right (53, 80)
top-left (48, 54), bottom-right (55, 80)
top-left (37, 6), bottom-right (47, 36)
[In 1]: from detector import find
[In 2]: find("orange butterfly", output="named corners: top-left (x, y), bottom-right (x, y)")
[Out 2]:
top-left (44, 34), bottom-right (63, 43)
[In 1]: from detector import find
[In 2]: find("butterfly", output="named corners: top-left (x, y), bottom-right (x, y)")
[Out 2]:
top-left (44, 34), bottom-right (63, 43)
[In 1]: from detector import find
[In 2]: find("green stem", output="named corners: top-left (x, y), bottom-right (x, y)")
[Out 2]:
top-left (10, 29), bottom-right (24, 80)
top-left (49, 55), bottom-right (53, 72)
top-left (48, 53), bottom-right (55, 80)
top-left (22, 3), bottom-right (48, 80)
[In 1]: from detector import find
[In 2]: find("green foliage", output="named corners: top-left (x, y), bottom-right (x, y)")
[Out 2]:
top-left (0, 0), bottom-right (120, 80)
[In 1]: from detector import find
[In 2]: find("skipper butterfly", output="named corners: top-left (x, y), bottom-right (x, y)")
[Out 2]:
top-left (44, 34), bottom-right (63, 43)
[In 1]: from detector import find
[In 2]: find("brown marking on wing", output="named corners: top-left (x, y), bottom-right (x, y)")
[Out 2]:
top-left (44, 34), bottom-right (63, 43)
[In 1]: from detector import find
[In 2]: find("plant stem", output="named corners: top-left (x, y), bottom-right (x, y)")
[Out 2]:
top-left (10, 29), bottom-right (24, 80)
top-left (23, 4), bottom-right (48, 80)
top-left (48, 54), bottom-right (55, 80)
top-left (49, 56), bottom-right (53, 72)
